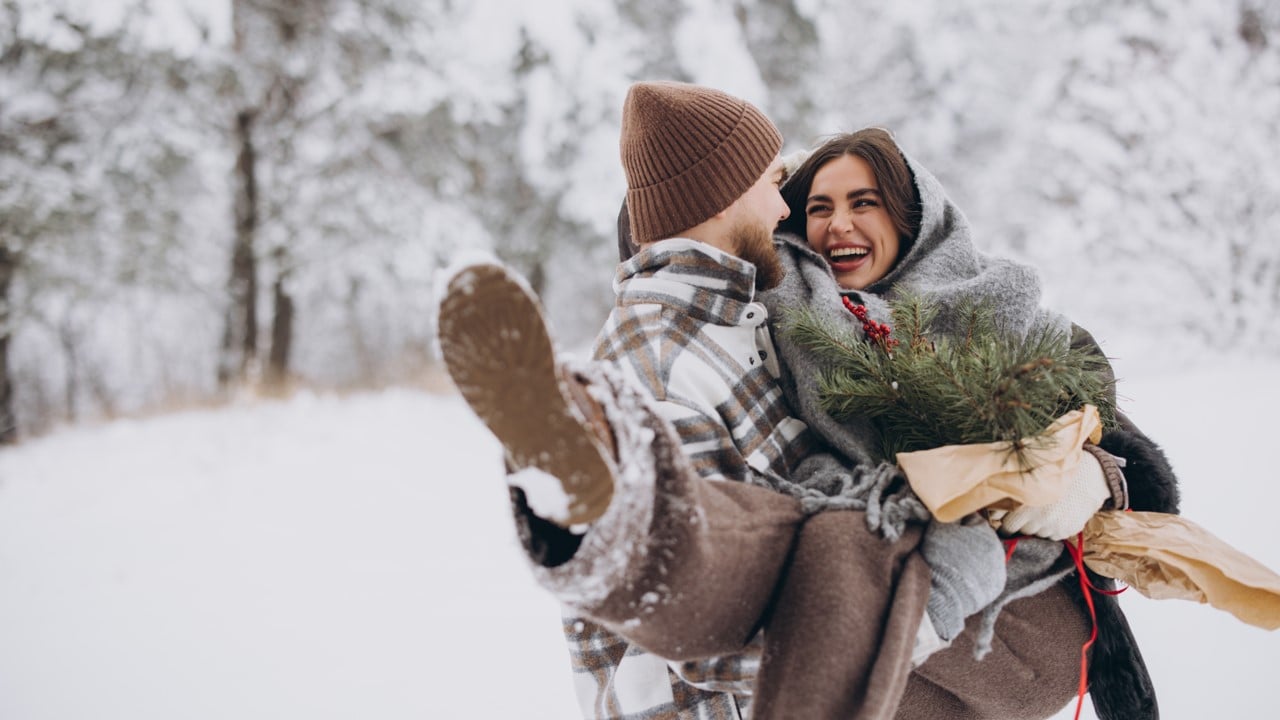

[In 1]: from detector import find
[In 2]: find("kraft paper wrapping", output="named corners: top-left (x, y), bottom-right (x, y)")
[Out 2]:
top-left (1083, 511), bottom-right (1280, 631)
top-left (896, 405), bottom-right (1103, 523)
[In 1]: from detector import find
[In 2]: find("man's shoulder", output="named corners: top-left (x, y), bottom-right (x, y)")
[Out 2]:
top-left (595, 302), bottom-right (736, 409)
top-left (595, 302), bottom-right (686, 359)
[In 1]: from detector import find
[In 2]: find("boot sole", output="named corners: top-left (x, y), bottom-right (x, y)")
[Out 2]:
top-left (437, 264), bottom-right (613, 525)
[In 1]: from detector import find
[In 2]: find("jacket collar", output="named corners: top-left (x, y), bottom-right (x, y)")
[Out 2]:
top-left (614, 238), bottom-right (760, 326)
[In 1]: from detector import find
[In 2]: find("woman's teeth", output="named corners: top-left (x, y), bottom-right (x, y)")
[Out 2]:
top-left (830, 247), bottom-right (869, 259)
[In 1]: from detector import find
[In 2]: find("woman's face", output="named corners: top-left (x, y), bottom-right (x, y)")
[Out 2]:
top-left (804, 154), bottom-right (899, 290)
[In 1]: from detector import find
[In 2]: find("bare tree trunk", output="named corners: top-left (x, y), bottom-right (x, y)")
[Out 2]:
top-left (0, 244), bottom-right (16, 444)
top-left (264, 244), bottom-right (294, 392)
top-left (527, 259), bottom-right (546, 299)
top-left (219, 108), bottom-right (260, 389)
top-left (58, 318), bottom-right (79, 422)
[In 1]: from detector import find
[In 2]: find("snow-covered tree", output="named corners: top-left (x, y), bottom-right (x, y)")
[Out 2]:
top-left (1, 1), bottom-right (226, 437)
top-left (970, 0), bottom-right (1280, 354)
top-left (3, 0), bottom-right (1277, 438)
top-left (219, 0), bottom-right (476, 391)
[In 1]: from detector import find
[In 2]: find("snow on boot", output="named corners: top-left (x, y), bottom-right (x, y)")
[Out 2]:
top-left (437, 262), bottom-right (615, 526)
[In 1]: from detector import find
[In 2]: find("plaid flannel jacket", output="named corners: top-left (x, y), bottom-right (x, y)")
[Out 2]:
top-left (593, 239), bottom-right (813, 485)
top-left (563, 239), bottom-right (816, 719)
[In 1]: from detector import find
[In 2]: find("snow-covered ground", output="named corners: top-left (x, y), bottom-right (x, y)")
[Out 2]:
top-left (1, 360), bottom-right (1277, 719)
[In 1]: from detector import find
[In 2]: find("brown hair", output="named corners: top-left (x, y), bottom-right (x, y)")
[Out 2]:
top-left (778, 129), bottom-right (921, 261)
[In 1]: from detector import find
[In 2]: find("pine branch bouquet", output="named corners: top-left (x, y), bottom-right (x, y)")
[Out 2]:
top-left (788, 292), bottom-right (1115, 463)
top-left (788, 294), bottom-right (1280, 631)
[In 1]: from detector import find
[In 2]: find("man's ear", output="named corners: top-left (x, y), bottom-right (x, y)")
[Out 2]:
top-left (616, 199), bottom-right (638, 262)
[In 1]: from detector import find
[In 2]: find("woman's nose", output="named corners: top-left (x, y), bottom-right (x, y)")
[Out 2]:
top-left (830, 209), bottom-right (853, 235)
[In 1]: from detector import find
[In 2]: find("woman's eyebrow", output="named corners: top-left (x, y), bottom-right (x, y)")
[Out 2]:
top-left (808, 188), bottom-right (880, 203)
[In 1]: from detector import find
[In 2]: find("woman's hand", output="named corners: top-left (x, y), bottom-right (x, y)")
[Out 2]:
top-left (998, 452), bottom-right (1111, 540)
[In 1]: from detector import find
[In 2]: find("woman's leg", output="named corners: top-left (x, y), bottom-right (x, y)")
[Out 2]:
top-left (515, 358), bottom-right (808, 659)
top-left (753, 510), bottom-right (932, 720)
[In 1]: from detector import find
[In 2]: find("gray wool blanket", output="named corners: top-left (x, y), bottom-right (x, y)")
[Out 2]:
top-left (758, 151), bottom-right (1077, 657)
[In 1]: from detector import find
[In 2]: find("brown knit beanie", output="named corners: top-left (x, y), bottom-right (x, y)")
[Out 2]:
top-left (620, 81), bottom-right (783, 245)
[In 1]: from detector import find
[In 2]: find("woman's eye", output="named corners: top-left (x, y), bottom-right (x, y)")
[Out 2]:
top-left (853, 199), bottom-right (878, 208)
top-left (806, 205), bottom-right (830, 216)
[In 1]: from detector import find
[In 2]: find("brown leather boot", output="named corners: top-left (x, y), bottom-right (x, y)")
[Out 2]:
top-left (437, 263), bottom-right (615, 526)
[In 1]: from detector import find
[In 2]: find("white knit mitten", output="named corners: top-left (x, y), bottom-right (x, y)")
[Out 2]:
top-left (999, 452), bottom-right (1110, 540)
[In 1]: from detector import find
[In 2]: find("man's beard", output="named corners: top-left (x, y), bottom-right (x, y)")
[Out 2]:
top-left (729, 219), bottom-right (785, 292)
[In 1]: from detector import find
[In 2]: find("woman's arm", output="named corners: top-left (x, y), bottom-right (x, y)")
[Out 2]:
top-left (1071, 323), bottom-right (1181, 514)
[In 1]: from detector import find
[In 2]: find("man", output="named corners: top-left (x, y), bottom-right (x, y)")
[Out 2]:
top-left (437, 82), bottom-right (1005, 719)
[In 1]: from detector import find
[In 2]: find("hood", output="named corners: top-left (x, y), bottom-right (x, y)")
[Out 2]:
top-left (770, 151), bottom-right (1067, 342)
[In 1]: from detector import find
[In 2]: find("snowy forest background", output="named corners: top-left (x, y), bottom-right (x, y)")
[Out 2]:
top-left (3, 2), bottom-right (1280, 719)
top-left (2, 0), bottom-right (1279, 441)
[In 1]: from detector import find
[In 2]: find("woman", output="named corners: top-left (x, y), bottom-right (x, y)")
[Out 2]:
top-left (760, 128), bottom-right (1180, 719)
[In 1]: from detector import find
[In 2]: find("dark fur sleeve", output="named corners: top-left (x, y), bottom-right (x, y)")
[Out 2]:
top-left (1070, 324), bottom-right (1181, 514)
top-left (1077, 576), bottom-right (1160, 720)
top-left (1070, 324), bottom-right (1179, 720)
top-left (1098, 419), bottom-right (1181, 515)
top-left (1087, 417), bottom-right (1178, 718)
